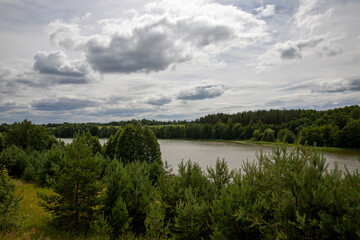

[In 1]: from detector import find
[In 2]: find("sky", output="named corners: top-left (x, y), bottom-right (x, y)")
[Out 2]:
top-left (0, 0), bottom-right (359, 124)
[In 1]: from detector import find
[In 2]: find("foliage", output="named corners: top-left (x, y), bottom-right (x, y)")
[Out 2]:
top-left (114, 124), bottom-right (162, 164)
top-left (102, 160), bottom-right (154, 237)
top-left (261, 128), bottom-right (275, 142)
top-left (38, 132), bottom-right (103, 232)
top-left (145, 198), bottom-right (170, 240)
top-left (174, 190), bottom-right (210, 240)
top-left (0, 145), bottom-right (28, 178)
top-left (207, 158), bottom-right (233, 194)
top-left (0, 166), bottom-right (22, 231)
top-left (277, 128), bottom-right (296, 143)
top-left (4, 119), bottom-right (57, 151)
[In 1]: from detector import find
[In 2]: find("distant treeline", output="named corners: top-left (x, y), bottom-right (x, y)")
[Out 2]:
top-left (151, 105), bottom-right (360, 148)
top-left (0, 105), bottom-right (359, 148)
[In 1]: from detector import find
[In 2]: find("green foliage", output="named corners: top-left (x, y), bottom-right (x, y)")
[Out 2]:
top-left (0, 166), bottom-right (22, 231)
top-left (38, 144), bottom-right (65, 187)
top-left (0, 145), bottom-right (27, 178)
top-left (209, 146), bottom-right (360, 239)
top-left (252, 129), bottom-right (262, 141)
top-left (115, 124), bottom-right (162, 165)
top-left (4, 119), bottom-right (57, 151)
top-left (277, 128), bottom-right (296, 143)
top-left (174, 190), bottom-right (210, 240)
top-left (145, 198), bottom-right (170, 240)
top-left (261, 128), bottom-right (275, 142)
top-left (207, 158), bottom-right (233, 194)
top-left (0, 133), bottom-right (4, 154)
top-left (338, 119), bottom-right (360, 148)
top-left (102, 160), bottom-right (154, 236)
top-left (38, 132), bottom-right (103, 232)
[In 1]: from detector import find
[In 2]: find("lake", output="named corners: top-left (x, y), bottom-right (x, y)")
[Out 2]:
top-left (59, 138), bottom-right (360, 173)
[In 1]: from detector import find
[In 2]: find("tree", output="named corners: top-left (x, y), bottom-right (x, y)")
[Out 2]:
top-left (115, 124), bottom-right (161, 165)
top-left (261, 128), bottom-right (275, 142)
top-left (4, 119), bottom-right (57, 151)
top-left (0, 133), bottom-right (4, 154)
top-left (0, 166), bottom-right (21, 231)
top-left (102, 160), bottom-right (154, 236)
top-left (38, 132), bottom-right (103, 231)
top-left (277, 128), bottom-right (296, 143)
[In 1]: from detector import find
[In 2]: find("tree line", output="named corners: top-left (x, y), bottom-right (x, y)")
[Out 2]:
top-left (1, 119), bottom-right (360, 239)
top-left (151, 105), bottom-right (360, 148)
top-left (3, 105), bottom-right (356, 148)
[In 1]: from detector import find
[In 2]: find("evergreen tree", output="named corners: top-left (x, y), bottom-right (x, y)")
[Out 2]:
top-left (38, 132), bottom-right (103, 231)
top-left (0, 166), bottom-right (21, 231)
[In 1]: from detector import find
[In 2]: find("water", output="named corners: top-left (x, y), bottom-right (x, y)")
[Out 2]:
top-left (59, 138), bottom-right (360, 173)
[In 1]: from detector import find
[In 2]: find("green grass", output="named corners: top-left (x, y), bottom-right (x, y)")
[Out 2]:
top-left (1, 180), bottom-right (103, 240)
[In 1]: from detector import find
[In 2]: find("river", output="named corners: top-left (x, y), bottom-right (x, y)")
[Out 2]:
top-left (59, 138), bottom-right (360, 173)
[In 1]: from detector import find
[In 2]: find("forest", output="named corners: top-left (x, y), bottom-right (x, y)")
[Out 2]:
top-left (0, 117), bottom-right (360, 239)
top-left (6, 105), bottom-right (357, 148)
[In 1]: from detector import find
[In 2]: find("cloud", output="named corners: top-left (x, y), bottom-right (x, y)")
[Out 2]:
top-left (256, 4), bottom-right (275, 17)
top-left (0, 101), bottom-right (16, 112)
top-left (256, 34), bottom-right (342, 72)
top-left (177, 85), bottom-right (224, 100)
top-left (32, 97), bottom-right (97, 111)
top-left (145, 96), bottom-right (172, 106)
top-left (48, 20), bottom-right (87, 50)
top-left (295, 0), bottom-right (333, 33)
top-left (105, 95), bottom-right (133, 105)
top-left (48, 0), bottom-right (269, 74)
top-left (33, 50), bottom-right (98, 84)
top-left (313, 75), bottom-right (360, 92)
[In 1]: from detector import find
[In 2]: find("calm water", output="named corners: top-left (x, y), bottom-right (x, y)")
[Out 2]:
top-left (59, 139), bottom-right (360, 173)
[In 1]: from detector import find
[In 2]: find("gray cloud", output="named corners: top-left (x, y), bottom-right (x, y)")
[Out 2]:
top-left (85, 26), bottom-right (187, 73)
top-left (105, 95), bottom-right (133, 105)
top-left (0, 101), bottom-right (16, 112)
top-left (313, 75), bottom-right (360, 93)
top-left (93, 107), bottom-right (156, 118)
top-left (256, 34), bottom-right (343, 72)
top-left (32, 97), bottom-right (97, 111)
top-left (177, 85), bottom-right (224, 100)
top-left (33, 51), bottom-right (98, 84)
top-left (279, 36), bottom-right (325, 60)
top-left (49, 1), bottom-right (269, 74)
top-left (145, 96), bottom-right (172, 106)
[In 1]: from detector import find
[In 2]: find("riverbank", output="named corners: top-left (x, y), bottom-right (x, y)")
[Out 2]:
top-left (156, 138), bottom-right (360, 155)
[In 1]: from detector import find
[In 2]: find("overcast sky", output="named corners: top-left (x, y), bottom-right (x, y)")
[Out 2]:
top-left (0, 0), bottom-right (359, 123)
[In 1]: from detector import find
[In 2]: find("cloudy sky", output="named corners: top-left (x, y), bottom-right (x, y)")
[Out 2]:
top-left (0, 0), bottom-right (359, 123)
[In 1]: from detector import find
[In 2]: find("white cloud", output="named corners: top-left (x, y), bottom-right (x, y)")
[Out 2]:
top-left (294, 0), bottom-right (333, 33)
top-left (256, 4), bottom-right (275, 18)
top-left (48, 0), bottom-right (270, 74)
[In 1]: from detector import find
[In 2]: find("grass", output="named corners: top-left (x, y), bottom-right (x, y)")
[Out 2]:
top-left (1, 180), bottom-right (103, 240)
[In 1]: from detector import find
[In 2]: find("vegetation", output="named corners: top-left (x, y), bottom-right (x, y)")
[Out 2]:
top-left (0, 108), bottom-right (360, 239)
top-left (18, 105), bottom-right (359, 149)
top-left (150, 105), bottom-right (360, 149)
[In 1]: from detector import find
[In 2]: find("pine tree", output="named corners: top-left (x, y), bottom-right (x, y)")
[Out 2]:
top-left (38, 132), bottom-right (103, 231)
top-left (0, 166), bottom-right (21, 231)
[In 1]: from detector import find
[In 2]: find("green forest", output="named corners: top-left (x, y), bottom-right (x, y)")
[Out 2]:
top-left (6, 105), bottom-right (357, 148)
top-left (1, 111), bottom-right (360, 239)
